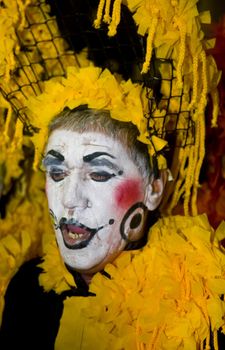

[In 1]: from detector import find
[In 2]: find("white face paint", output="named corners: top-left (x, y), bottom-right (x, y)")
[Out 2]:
top-left (44, 130), bottom-right (150, 274)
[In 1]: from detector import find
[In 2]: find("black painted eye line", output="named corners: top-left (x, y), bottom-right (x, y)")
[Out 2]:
top-left (49, 173), bottom-right (66, 182)
top-left (49, 167), bottom-right (63, 171)
top-left (90, 172), bottom-right (116, 182)
top-left (48, 168), bottom-right (69, 182)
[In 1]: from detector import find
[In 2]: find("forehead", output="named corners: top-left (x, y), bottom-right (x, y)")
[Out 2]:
top-left (46, 129), bottom-right (129, 159)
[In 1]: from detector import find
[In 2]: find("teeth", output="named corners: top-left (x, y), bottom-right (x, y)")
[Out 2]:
top-left (68, 232), bottom-right (75, 239)
top-left (68, 232), bottom-right (83, 240)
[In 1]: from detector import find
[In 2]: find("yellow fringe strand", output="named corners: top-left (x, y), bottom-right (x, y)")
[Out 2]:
top-left (199, 51), bottom-right (208, 113)
top-left (191, 114), bottom-right (205, 216)
top-left (142, 17), bottom-right (158, 74)
top-left (94, 0), bottom-right (106, 29)
top-left (213, 329), bottom-right (219, 350)
top-left (204, 333), bottom-right (211, 350)
top-left (200, 340), bottom-right (204, 350)
top-left (94, 0), bottom-right (122, 36)
top-left (3, 102), bottom-right (13, 143)
top-left (210, 89), bottom-right (219, 128)
top-left (189, 55), bottom-right (199, 109)
top-left (167, 147), bottom-right (188, 214)
top-left (167, 49), bottom-right (210, 215)
top-left (103, 0), bottom-right (112, 24)
top-left (190, 139), bottom-right (200, 216)
top-left (108, 0), bottom-right (122, 36)
top-left (190, 119), bottom-right (200, 216)
top-left (183, 146), bottom-right (195, 215)
top-left (176, 22), bottom-right (186, 89)
top-left (12, 118), bottom-right (23, 151)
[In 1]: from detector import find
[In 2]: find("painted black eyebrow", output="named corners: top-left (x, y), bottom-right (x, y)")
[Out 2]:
top-left (47, 149), bottom-right (65, 161)
top-left (83, 152), bottom-right (115, 163)
top-left (42, 149), bottom-right (65, 168)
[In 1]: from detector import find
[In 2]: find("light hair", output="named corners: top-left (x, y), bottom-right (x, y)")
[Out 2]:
top-left (49, 106), bottom-right (151, 179)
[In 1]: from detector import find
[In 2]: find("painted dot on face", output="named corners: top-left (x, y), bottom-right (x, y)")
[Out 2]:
top-left (114, 179), bottom-right (143, 210)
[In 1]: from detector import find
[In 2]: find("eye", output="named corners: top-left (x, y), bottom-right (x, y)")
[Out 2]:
top-left (48, 170), bottom-right (67, 182)
top-left (90, 172), bottom-right (115, 182)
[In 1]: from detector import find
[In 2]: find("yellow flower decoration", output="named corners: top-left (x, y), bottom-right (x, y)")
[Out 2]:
top-left (26, 65), bottom-right (167, 170)
top-left (55, 215), bottom-right (225, 350)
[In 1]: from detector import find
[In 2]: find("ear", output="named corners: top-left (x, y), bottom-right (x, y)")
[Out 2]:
top-left (145, 170), bottom-right (167, 211)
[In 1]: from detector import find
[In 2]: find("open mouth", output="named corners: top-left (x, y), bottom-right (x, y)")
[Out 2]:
top-left (59, 218), bottom-right (100, 249)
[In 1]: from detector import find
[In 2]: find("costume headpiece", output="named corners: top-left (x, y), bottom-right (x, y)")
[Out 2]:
top-left (0, 0), bottom-right (221, 217)
top-left (26, 65), bottom-right (167, 171)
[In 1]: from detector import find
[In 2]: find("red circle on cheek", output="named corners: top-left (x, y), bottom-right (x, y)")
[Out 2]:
top-left (114, 179), bottom-right (143, 210)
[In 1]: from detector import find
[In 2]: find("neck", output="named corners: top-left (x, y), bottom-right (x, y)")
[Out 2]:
top-left (81, 273), bottom-right (94, 285)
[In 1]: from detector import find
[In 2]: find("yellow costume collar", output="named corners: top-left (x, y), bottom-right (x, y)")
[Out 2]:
top-left (39, 214), bottom-right (225, 350)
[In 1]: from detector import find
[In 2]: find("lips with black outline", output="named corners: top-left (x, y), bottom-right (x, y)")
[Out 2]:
top-left (59, 217), bottom-right (104, 250)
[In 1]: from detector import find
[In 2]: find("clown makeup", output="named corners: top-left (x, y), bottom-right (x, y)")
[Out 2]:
top-left (44, 129), bottom-right (158, 275)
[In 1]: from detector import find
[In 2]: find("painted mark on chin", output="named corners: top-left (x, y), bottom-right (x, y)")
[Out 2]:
top-left (114, 179), bottom-right (143, 209)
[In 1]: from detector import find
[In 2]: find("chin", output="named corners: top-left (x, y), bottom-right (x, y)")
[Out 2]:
top-left (60, 239), bottom-right (126, 275)
top-left (66, 259), bottom-right (107, 275)
top-left (65, 251), bottom-right (121, 275)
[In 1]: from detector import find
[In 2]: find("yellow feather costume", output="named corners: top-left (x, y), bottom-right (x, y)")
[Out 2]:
top-left (38, 215), bottom-right (225, 350)
top-left (0, 1), bottom-right (224, 349)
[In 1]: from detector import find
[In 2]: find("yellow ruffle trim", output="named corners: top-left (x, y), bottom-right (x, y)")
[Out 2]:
top-left (38, 234), bottom-right (77, 294)
top-left (51, 215), bottom-right (225, 350)
top-left (26, 65), bottom-right (167, 170)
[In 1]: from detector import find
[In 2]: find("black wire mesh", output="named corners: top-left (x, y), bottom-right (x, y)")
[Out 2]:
top-left (0, 0), bottom-right (195, 147)
top-left (146, 58), bottom-right (195, 149)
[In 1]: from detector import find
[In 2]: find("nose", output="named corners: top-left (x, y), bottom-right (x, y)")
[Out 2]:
top-left (62, 173), bottom-right (89, 210)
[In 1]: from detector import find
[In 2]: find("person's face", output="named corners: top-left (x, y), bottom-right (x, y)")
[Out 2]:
top-left (44, 129), bottom-right (153, 274)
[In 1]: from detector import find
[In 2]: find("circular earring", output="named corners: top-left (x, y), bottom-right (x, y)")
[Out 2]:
top-left (120, 202), bottom-right (147, 242)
